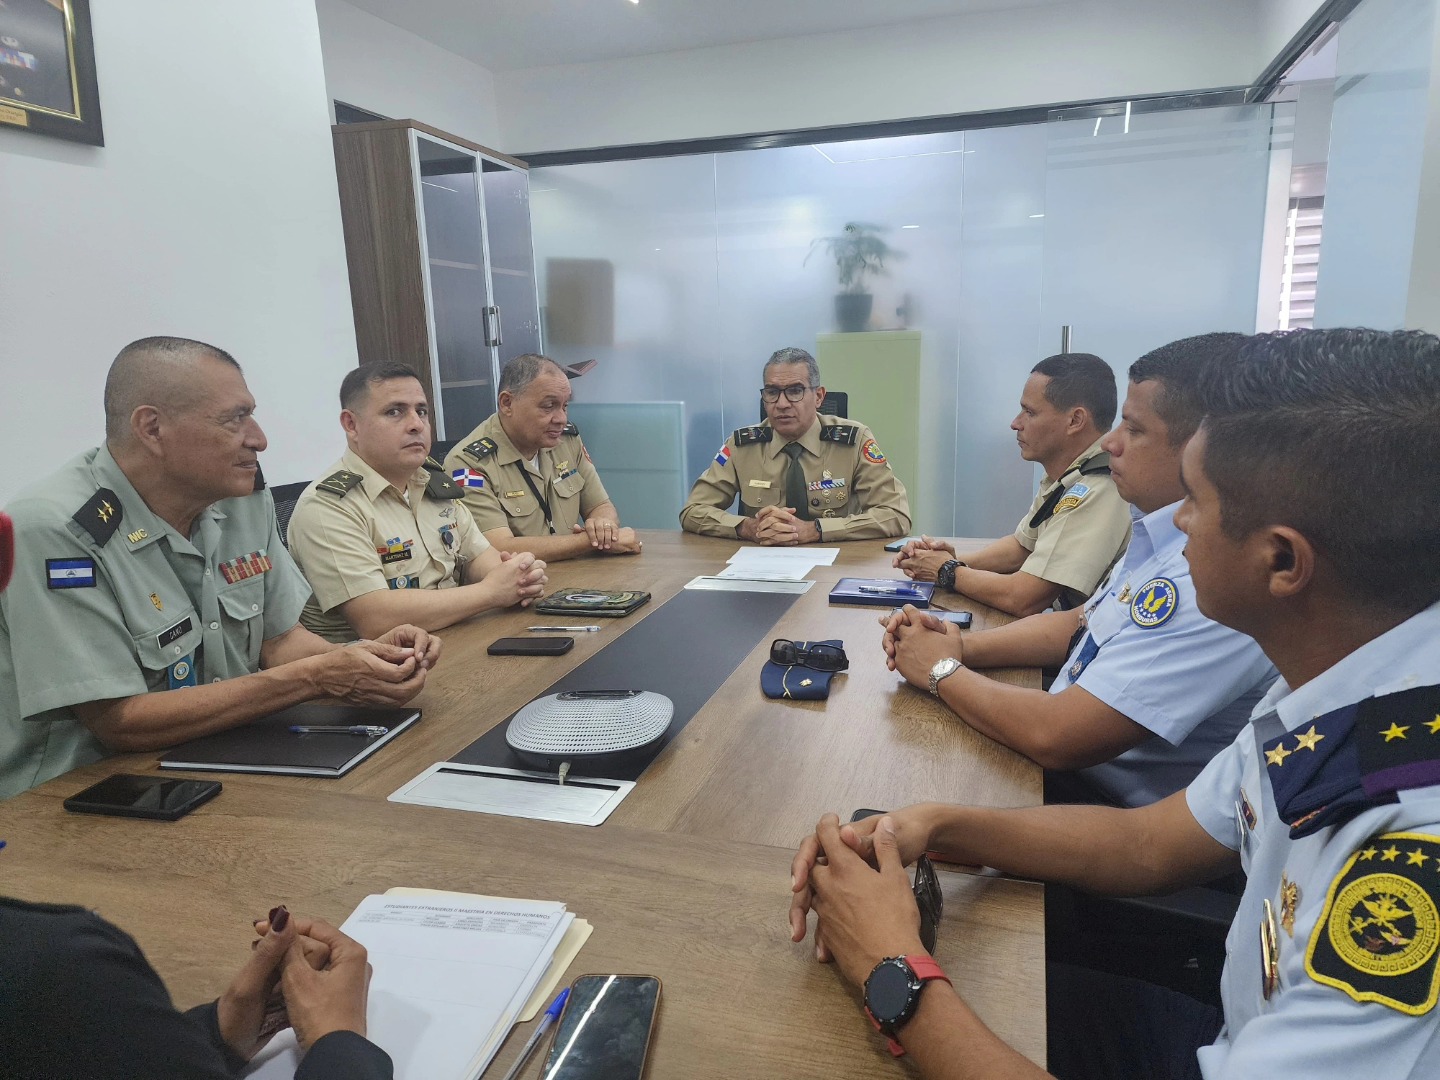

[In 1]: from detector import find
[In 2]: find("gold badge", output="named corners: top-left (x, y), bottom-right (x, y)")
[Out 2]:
top-left (150, 593), bottom-right (163, 612)
top-left (503, 490), bottom-right (527, 499)
top-left (1281, 874), bottom-right (1300, 937)
top-left (1261, 898), bottom-right (1280, 1000)
top-left (1116, 584), bottom-right (1131, 603)
top-left (127, 528), bottom-right (149, 544)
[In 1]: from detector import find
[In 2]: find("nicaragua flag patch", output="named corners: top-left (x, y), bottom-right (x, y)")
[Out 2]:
top-left (451, 468), bottom-right (485, 489)
top-left (715, 445), bottom-right (732, 467)
top-left (47, 557), bottom-right (97, 589)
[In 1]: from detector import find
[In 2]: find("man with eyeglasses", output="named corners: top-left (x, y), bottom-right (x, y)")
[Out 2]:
top-left (680, 347), bottom-right (910, 544)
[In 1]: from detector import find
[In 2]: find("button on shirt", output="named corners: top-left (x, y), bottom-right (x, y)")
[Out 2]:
top-left (1053, 501), bottom-right (1278, 807)
top-left (1186, 601), bottom-right (1440, 1079)
top-left (1013, 440), bottom-right (1132, 609)
top-left (286, 450), bottom-right (491, 643)
top-left (0, 446), bottom-right (310, 799)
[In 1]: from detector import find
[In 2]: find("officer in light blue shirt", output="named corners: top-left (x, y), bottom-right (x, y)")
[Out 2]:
top-left (886, 333), bottom-right (1274, 807)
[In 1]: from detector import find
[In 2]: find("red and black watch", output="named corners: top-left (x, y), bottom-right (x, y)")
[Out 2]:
top-left (863, 954), bottom-right (951, 1056)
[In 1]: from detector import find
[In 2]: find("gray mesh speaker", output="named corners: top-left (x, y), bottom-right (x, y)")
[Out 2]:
top-left (506, 690), bottom-right (673, 765)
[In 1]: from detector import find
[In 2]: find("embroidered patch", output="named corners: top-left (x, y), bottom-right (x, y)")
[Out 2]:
top-left (715, 445), bottom-right (732, 467)
top-left (1054, 482), bottom-right (1092, 515)
top-left (1306, 832), bottom-right (1440, 1014)
top-left (167, 654), bottom-right (198, 690)
top-left (46, 557), bottom-right (96, 589)
top-left (388, 575), bottom-right (420, 590)
top-left (861, 438), bottom-right (886, 464)
top-left (377, 538), bottom-right (414, 564)
top-left (1129, 577), bottom-right (1178, 628)
top-left (451, 468), bottom-right (486, 489)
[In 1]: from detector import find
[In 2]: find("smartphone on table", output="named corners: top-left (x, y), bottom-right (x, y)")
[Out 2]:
top-left (542, 973), bottom-right (661, 1080)
top-left (488, 636), bottom-right (575, 656)
top-left (931, 610), bottom-right (973, 629)
top-left (63, 774), bottom-right (222, 821)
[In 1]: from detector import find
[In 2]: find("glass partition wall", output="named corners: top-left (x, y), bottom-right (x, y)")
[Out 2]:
top-left (530, 99), bottom-right (1280, 536)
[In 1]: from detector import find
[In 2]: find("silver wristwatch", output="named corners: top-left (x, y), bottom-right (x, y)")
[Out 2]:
top-left (928, 656), bottom-right (962, 696)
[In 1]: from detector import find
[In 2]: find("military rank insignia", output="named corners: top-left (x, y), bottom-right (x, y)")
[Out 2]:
top-left (1129, 577), bottom-right (1178, 628)
top-left (1306, 832), bottom-right (1440, 1014)
top-left (1053, 483), bottom-right (1091, 515)
top-left (860, 438), bottom-right (887, 464)
top-left (219, 550), bottom-right (272, 584)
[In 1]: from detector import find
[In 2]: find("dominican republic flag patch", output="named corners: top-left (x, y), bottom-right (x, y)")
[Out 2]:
top-left (47, 557), bottom-right (96, 589)
top-left (452, 468), bottom-right (485, 489)
top-left (714, 445), bottom-right (732, 467)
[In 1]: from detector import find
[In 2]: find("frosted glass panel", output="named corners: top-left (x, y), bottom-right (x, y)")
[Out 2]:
top-left (1040, 101), bottom-right (1274, 377)
top-left (1312, 0), bottom-right (1437, 329)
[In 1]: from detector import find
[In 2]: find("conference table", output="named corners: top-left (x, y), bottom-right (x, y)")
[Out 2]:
top-left (0, 531), bottom-right (1048, 1075)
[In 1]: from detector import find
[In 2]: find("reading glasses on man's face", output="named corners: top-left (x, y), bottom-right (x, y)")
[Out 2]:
top-left (760, 383), bottom-right (815, 403)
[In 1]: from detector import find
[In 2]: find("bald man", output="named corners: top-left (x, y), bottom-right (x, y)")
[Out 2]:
top-left (0, 336), bottom-right (441, 800)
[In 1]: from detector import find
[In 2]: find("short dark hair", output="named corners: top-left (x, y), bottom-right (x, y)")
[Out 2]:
top-left (1199, 328), bottom-right (1440, 613)
top-left (339, 363), bottom-right (423, 410)
top-left (1030, 352), bottom-right (1117, 430)
top-left (1129, 333), bottom-right (1249, 446)
top-left (498, 353), bottom-right (566, 396)
top-left (104, 337), bottom-right (241, 441)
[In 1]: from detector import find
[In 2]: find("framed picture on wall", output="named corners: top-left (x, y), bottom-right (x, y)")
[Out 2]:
top-left (0, 0), bottom-right (102, 146)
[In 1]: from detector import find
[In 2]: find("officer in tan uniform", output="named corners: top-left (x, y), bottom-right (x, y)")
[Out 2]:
top-left (287, 363), bottom-right (548, 644)
top-left (896, 352), bottom-right (1130, 615)
top-left (681, 348), bottom-right (911, 544)
top-left (443, 354), bottom-right (640, 562)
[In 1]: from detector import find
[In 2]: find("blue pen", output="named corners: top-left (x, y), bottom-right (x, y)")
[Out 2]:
top-left (857, 585), bottom-right (922, 596)
top-left (498, 987), bottom-right (570, 1080)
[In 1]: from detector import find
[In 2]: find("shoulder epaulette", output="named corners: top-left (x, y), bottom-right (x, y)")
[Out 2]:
top-left (819, 422), bottom-right (859, 446)
top-left (561, 422), bottom-right (580, 437)
top-left (72, 488), bottom-right (122, 547)
top-left (733, 425), bottom-right (773, 447)
top-left (316, 470), bottom-right (363, 498)
top-left (1077, 452), bottom-right (1112, 477)
top-left (252, 463), bottom-right (267, 492)
top-left (423, 458), bottom-right (465, 500)
top-left (462, 437), bottom-right (499, 460)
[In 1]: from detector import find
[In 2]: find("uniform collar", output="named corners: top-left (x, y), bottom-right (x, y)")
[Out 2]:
top-left (92, 444), bottom-right (222, 553)
top-left (340, 448), bottom-right (428, 505)
top-left (1043, 438), bottom-right (1107, 492)
top-left (486, 414), bottom-right (553, 471)
top-left (1124, 500), bottom-right (1184, 566)
top-left (1261, 601), bottom-right (1440, 734)
top-left (768, 417), bottom-right (824, 460)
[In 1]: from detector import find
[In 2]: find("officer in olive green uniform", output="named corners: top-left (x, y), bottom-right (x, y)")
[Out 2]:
top-left (443, 414), bottom-right (609, 538)
top-left (287, 450), bottom-right (492, 643)
top-left (680, 414), bottom-right (911, 542)
top-left (0, 445), bottom-right (311, 798)
top-left (1012, 438), bottom-right (1130, 609)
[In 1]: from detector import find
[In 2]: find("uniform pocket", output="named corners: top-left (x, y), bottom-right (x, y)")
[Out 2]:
top-left (132, 610), bottom-right (204, 687)
top-left (218, 578), bottom-right (266, 665)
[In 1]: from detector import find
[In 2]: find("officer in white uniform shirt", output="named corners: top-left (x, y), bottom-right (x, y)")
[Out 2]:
top-left (791, 327), bottom-right (1440, 1079)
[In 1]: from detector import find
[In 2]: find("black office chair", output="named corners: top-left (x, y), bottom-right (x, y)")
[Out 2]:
top-left (431, 438), bottom-right (457, 462)
top-left (270, 481), bottom-right (309, 549)
top-left (758, 390), bottom-right (848, 422)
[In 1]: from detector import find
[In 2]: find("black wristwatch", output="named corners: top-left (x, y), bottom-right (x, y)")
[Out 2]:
top-left (936, 559), bottom-right (961, 591)
top-left (863, 955), bottom-right (952, 1056)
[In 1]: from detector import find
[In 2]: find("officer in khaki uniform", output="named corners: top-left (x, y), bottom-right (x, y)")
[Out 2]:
top-left (288, 363), bottom-right (548, 644)
top-left (287, 449), bottom-right (491, 643)
top-left (443, 354), bottom-right (639, 562)
top-left (680, 348), bottom-right (910, 543)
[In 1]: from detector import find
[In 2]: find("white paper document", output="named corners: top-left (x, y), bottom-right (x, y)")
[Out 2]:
top-left (684, 575), bottom-right (814, 594)
top-left (388, 762), bottom-right (634, 826)
top-left (727, 546), bottom-right (840, 567)
top-left (244, 893), bottom-right (573, 1080)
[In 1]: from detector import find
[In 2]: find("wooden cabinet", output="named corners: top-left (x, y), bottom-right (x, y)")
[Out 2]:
top-left (332, 120), bottom-right (542, 440)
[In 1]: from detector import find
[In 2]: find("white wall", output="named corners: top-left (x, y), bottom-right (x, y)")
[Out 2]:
top-left (495, 0), bottom-right (1266, 153)
top-left (1257, 0), bottom-right (1329, 66)
top-left (0, 1), bottom-right (358, 501)
top-left (314, 0), bottom-right (501, 148)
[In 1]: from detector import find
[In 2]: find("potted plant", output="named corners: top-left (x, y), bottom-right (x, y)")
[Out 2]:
top-left (805, 221), bottom-right (902, 332)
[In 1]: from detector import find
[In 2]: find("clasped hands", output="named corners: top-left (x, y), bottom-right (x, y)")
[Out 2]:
top-left (741, 505), bottom-right (820, 546)
top-left (571, 521), bottom-right (642, 554)
top-left (893, 535), bottom-right (956, 582)
top-left (880, 604), bottom-right (963, 688)
top-left (493, 550), bottom-right (549, 605)
top-left (317, 624), bottom-right (441, 704)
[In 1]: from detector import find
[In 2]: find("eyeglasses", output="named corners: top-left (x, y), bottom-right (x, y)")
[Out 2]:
top-left (770, 639), bottom-right (849, 671)
top-left (760, 383), bottom-right (816, 403)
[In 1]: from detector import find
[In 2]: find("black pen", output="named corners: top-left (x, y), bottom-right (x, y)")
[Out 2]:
top-left (289, 725), bottom-right (389, 736)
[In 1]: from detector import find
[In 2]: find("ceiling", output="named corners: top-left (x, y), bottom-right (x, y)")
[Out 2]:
top-left (341, 0), bottom-right (1059, 72)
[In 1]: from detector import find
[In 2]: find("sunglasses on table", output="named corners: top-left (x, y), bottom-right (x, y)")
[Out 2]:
top-left (770, 639), bottom-right (849, 671)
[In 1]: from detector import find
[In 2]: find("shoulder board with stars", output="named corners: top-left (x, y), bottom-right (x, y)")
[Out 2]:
top-left (561, 422), bottom-right (580, 437)
top-left (733, 425), bottom-right (773, 447)
top-left (71, 488), bottom-right (123, 547)
top-left (422, 458), bottom-right (465, 501)
top-left (819, 422), bottom-right (859, 446)
top-left (462, 437), bottom-right (499, 460)
top-left (1306, 829), bottom-right (1440, 1014)
top-left (315, 470), bottom-right (363, 498)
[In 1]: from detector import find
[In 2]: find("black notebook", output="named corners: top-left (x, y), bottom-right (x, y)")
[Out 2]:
top-left (159, 704), bottom-right (420, 777)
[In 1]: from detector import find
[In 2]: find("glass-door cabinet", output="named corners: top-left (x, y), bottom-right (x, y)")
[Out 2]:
top-left (333, 120), bottom-right (541, 440)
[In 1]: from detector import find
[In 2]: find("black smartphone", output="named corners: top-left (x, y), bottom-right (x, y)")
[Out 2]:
top-left (488, 636), bottom-right (575, 656)
top-left (883, 536), bottom-right (920, 553)
top-left (932, 610), bottom-right (973, 629)
top-left (542, 973), bottom-right (661, 1080)
top-left (847, 809), bottom-right (942, 953)
top-left (64, 774), bottom-right (222, 821)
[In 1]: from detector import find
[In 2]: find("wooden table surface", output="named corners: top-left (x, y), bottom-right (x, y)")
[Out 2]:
top-left (0, 530), bottom-right (1047, 1073)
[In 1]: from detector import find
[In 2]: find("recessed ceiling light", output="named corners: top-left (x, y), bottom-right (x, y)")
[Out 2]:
top-left (1029, 213), bottom-right (1045, 219)
top-left (901, 224), bottom-right (920, 229)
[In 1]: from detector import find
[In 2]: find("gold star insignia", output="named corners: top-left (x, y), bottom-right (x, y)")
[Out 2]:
top-left (1408, 848), bottom-right (1430, 867)
top-left (1427, 714), bottom-right (1440, 735)
top-left (1293, 725), bottom-right (1324, 752)
top-left (1381, 722), bottom-right (1410, 742)
top-left (98, 501), bottom-right (114, 522)
top-left (1265, 743), bottom-right (1292, 767)
top-left (1381, 845), bottom-right (1402, 862)
top-left (1359, 847), bottom-right (1378, 860)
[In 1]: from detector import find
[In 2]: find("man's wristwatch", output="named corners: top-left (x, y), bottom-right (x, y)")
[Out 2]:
top-left (864, 954), bottom-right (952, 1056)
top-left (928, 656), bottom-right (962, 696)
top-left (936, 559), bottom-right (961, 591)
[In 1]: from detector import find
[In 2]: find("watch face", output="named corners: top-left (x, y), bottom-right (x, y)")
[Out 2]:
top-left (865, 958), bottom-right (918, 1025)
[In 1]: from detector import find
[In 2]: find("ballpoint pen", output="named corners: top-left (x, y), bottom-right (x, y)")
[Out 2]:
top-left (288, 725), bottom-right (390, 736)
top-left (497, 987), bottom-right (570, 1080)
top-left (857, 585), bottom-right (922, 596)
top-left (527, 625), bottom-right (601, 632)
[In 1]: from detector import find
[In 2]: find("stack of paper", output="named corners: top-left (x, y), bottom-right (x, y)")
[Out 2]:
top-left (244, 891), bottom-right (588, 1080)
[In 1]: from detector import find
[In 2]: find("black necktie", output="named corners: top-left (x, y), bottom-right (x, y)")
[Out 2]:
top-left (781, 442), bottom-right (811, 520)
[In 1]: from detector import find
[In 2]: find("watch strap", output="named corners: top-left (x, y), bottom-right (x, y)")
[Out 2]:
top-left (864, 955), bottom-right (952, 1057)
top-left (936, 559), bottom-right (960, 591)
